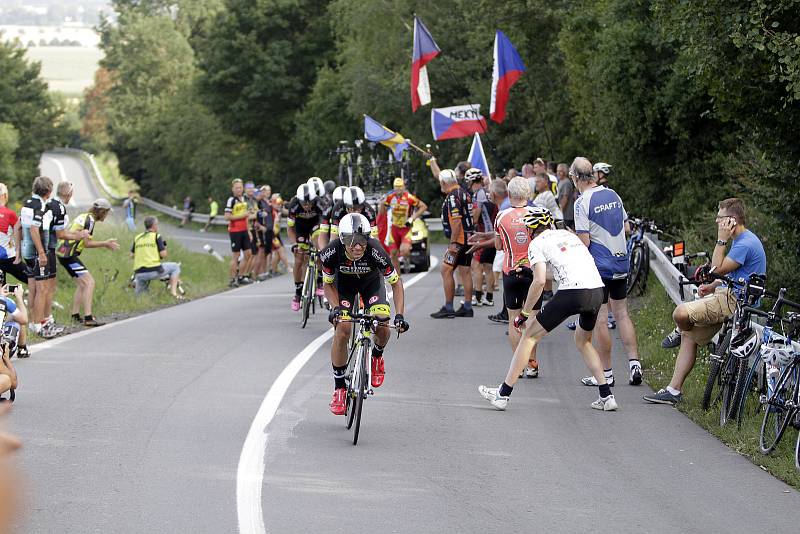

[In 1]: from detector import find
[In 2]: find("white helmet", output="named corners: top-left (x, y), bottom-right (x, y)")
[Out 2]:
top-left (307, 177), bottom-right (325, 198)
top-left (593, 162), bottom-right (612, 175)
top-left (338, 213), bottom-right (371, 240)
top-left (332, 185), bottom-right (347, 203)
top-left (760, 334), bottom-right (795, 367)
top-left (730, 329), bottom-right (760, 360)
top-left (465, 167), bottom-right (483, 182)
top-left (296, 183), bottom-right (316, 202)
top-left (342, 186), bottom-right (365, 208)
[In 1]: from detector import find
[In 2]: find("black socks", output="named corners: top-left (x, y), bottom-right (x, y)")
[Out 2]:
top-left (371, 344), bottom-right (385, 359)
top-left (499, 382), bottom-right (513, 397)
top-left (333, 364), bottom-right (347, 389)
top-left (599, 383), bottom-right (612, 398)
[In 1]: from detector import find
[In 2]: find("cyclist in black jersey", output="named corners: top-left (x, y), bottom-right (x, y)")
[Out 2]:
top-left (287, 183), bottom-right (324, 311)
top-left (319, 186), bottom-right (347, 249)
top-left (322, 213), bottom-right (409, 415)
top-left (329, 187), bottom-right (378, 240)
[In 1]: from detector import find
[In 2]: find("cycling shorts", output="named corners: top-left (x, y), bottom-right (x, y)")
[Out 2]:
top-left (229, 231), bottom-right (251, 253)
top-left (335, 274), bottom-right (390, 317)
top-left (295, 224), bottom-right (322, 242)
top-left (262, 230), bottom-right (274, 251)
top-left (443, 244), bottom-right (472, 268)
top-left (601, 277), bottom-right (627, 304)
top-left (503, 270), bottom-right (542, 311)
top-left (477, 247), bottom-right (496, 265)
top-left (388, 225), bottom-right (412, 252)
top-left (536, 287), bottom-right (604, 332)
top-left (57, 256), bottom-right (88, 278)
top-left (25, 251), bottom-right (56, 281)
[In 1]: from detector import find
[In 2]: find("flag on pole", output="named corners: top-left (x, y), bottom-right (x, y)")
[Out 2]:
top-left (410, 16), bottom-right (441, 112)
top-left (467, 133), bottom-right (490, 177)
top-left (431, 104), bottom-right (488, 141)
top-left (364, 115), bottom-right (409, 161)
top-left (490, 30), bottom-right (526, 124)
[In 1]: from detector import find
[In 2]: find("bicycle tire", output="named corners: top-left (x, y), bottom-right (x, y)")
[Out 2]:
top-left (300, 264), bottom-right (313, 328)
top-left (795, 426), bottom-right (800, 471)
top-left (720, 355), bottom-right (748, 426)
top-left (626, 245), bottom-right (643, 296)
top-left (352, 343), bottom-right (368, 445)
top-left (345, 341), bottom-right (359, 430)
top-left (701, 330), bottom-right (731, 410)
top-left (737, 357), bottom-right (766, 430)
top-left (759, 362), bottom-right (798, 454)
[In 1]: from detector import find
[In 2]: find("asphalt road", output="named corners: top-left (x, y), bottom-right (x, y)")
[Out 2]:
top-left (39, 152), bottom-right (101, 208)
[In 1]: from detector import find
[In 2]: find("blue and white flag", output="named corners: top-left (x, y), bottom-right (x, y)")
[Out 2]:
top-left (467, 133), bottom-right (490, 177)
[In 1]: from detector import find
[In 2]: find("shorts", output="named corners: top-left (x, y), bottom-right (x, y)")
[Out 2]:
top-left (336, 273), bottom-right (390, 317)
top-left (24, 252), bottom-right (55, 281)
top-left (249, 230), bottom-right (259, 254)
top-left (682, 288), bottom-right (737, 345)
top-left (493, 250), bottom-right (504, 273)
top-left (0, 258), bottom-right (29, 284)
top-left (262, 230), bottom-right (274, 252)
top-left (479, 247), bottom-right (496, 265)
top-left (58, 256), bottom-right (88, 278)
top-left (229, 231), bottom-right (252, 253)
top-left (536, 287), bottom-right (604, 332)
top-left (388, 225), bottom-right (412, 252)
top-left (601, 276), bottom-right (628, 304)
top-left (503, 270), bottom-right (542, 311)
top-left (443, 244), bottom-right (472, 268)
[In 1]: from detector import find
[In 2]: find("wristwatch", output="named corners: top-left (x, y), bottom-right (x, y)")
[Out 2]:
top-left (715, 239), bottom-right (728, 246)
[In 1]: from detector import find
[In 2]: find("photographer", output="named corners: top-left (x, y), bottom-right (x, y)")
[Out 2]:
top-left (131, 216), bottom-right (183, 299)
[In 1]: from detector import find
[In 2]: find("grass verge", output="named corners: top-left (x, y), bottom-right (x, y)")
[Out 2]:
top-left (90, 151), bottom-right (139, 199)
top-left (633, 273), bottom-right (800, 489)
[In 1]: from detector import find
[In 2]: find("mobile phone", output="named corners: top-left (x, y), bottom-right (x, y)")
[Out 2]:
top-left (5, 285), bottom-right (18, 293)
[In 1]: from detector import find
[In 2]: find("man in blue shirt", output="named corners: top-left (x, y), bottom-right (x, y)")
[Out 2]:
top-left (572, 157), bottom-right (644, 387)
top-left (644, 198), bottom-right (767, 405)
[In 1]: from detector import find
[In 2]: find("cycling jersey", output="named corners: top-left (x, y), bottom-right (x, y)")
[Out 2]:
top-left (20, 194), bottom-right (47, 258)
top-left (495, 207), bottom-right (531, 274)
top-left (573, 185), bottom-right (629, 278)
top-left (527, 229), bottom-right (604, 290)
top-left (384, 191), bottom-right (421, 227)
top-left (0, 206), bottom-right (18, 260)
top-left (472, 187), bottom-right (496, 233)
top-left (287, 197), bottom-right (323, 238)
top-left (225, 195), bottom-right (249, 233)
top-left (442, 188), bottom-right (474, 245)
top-left (56, 212), bottom-right (95, 258)
top-left (45, 197), bottom-right (69, 251)
top-left (320, 237), bottom-right (398, 285)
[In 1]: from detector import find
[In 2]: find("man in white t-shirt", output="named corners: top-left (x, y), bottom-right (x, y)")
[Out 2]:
top-left (479, 206), bottom-right (618, 412)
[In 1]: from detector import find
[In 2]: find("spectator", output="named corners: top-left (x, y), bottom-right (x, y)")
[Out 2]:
top-left (644, 198), bottom-right (767, 405)
top-left (131, 216), bottom-right (182, 299)
top-left (122, 190), bottom-right (137, 231)
top-left (55, 198), bottom-right (119, 327)
top-left (488, 179), bottom-right (511, 324)
top-left (179, 196), bottom-right (196, 228)
top-left (534, 157), bottom-right (558, 194)
top-left (532, 172), bottom-right (563, 220)
top-left (521, 163), bottom-right (536, 197)
top-left (224, 179), bottom-right (252, 287)
top-left (253, 186), bottom-right (274, 280)
top-left (505, 168), bottom-right (519, 182)
top-left (20, 176), bottom-right (53, 338)
top-left (0, 183), bottom-right (28, 285)
top-left (201, 195), bottom-right (218, 233)
top-left (269, 194), bottom-right (290, 276)
top-left (243, 182), bottom-right (260, 279)
top-left (467, 169), bottom-right (497, 307)
top-left (0, 285), bottom-right (25, 388)
top-left (556, 163), bottom-right (576, 230)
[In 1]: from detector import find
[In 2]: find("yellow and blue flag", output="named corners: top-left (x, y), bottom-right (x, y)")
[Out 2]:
top-left (364, 115), bottom-right (409, 161)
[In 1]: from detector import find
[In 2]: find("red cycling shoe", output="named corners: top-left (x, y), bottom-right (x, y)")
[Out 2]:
top-left (329, 388), bottom-right (346, 415)
top-left (371, 356), bottom-right (385, 388)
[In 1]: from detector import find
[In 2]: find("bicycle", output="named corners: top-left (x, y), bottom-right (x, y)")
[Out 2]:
top-left (625, 218), bottom-right (659, 296)
top-left (298, 247), bottom-right (325, 328)
top-left (339, 312), bottom-right (401, 445)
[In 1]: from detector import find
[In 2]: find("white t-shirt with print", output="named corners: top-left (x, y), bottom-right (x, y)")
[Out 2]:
top-left (527, 229), bottom-right (604, 290)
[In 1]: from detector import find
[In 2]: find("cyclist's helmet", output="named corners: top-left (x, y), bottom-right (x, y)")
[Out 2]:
top-left (307, 177), bottom-right (325, 198)
top-left (593, 162), bottom-right (612, 176)
top-left (296, 183), bottom-right (316, 203)
top-left (521, 206), bottom-right (554, 231)
top-left (332, 185), bottom-right (347, 203)
top-left (760, 334), bottom-right (795, 366)
top-left (465, 167), bottom-right (483, 182)
top-left (342, 186), bottom-right (365, 209)
top-left (730, 328), bottom-right (760, 359)
top-left (323, 180), bottom-right (336, 195)
top-left (338, 213), bottom-right (371, 246)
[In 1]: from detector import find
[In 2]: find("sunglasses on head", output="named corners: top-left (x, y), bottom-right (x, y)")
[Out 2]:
top-left (341, 233), bottom-right (368, 247)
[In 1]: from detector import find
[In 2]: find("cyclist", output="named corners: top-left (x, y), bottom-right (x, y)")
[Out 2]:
top-left (56, 198), bottom-right (119, 327)
top-left (380, 178), bottom-right (427, 273)
top-left (479, 206), bottom-right (617, 411)
top-left (224, 179), bottom-right (253, 287)
top-left (322, 213), bottom-right (409, 415)
top-left (308, 177), bottom-right (329, 211)
top-left (644, 198), bottom-right (767, 405)
top-left (318, 185), bottom-right (347, 249)
top-left (287, 183), bottom-right (324, 311)
top-left (571, 157), bottom-right (643, 387)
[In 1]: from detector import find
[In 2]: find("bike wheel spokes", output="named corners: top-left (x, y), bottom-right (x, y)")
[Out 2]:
top-left (720, 356), bottom-right (748, 426)
top-left (737, 358), bottom-right (766, 429)
top-left (345, 345), bottom-right (358, 430)
top-left (759, 363), bottom-right (798, 454)
top-left (352, 343), bottom-right (369, 445)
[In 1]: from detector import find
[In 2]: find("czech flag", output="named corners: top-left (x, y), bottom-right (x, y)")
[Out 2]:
top-left (364, 115), bottom-right (409, 161)
top-left (431, 104), bottom-right (488, 141)
top-left (410, 16), bottom-right (441, 112)
top-left (490, 30), bottom-right (526, 124)
top-left (467, 133), bottom-right (490, 178)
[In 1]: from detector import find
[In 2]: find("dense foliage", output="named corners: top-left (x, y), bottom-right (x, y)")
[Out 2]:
top-left (76, 0), bottom-right (799, 291)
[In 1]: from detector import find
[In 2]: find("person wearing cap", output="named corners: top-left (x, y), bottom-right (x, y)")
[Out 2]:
top-left (55, 198), bottom-right (119, 327)
top-left (380, 177), bottom-right (427, 273)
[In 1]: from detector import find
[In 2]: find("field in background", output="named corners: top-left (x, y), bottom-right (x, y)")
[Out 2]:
top-left (24, 46), bottom-right (102, 96)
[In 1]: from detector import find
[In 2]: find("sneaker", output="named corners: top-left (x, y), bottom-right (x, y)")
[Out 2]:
top-left (229, 278), bottom-right (239, 288)
top-left (471, 296), bottom-right (480, 307)
top-left (480, 296), bottom-right (493, 307)
top-left (581, 375), bottom-right (615, 387)
top-left (291, 295), bottom-right (301, 312)
top-left (371, 356), bottom-right (385, 388)
top-left (257, 272), bottom-right (271, 282)
top-left (45, 318), bottom-right (65, 335)
top-left (37, 323), bottom-right (58, 339)
top-left (489, 310), bottom-right (509, 324)
top-left (661, 328), bottom-right (682, 349)
top-left (566, 320), bottom-right (577, 331)
top-left (521, 364), bottom-right (539, 378)
top-left (16, 346), bottom-right (30, 359)
top-left (329, 388), bottom-right (347, 415)
top-left (454, 305), bottom-right (474, 318)
top-left (430, 306), bottom-right (455, 319)
top-left (238, 276), bottom-right (252, 285)
top-left (315, 287), bottom-right (325, 297)
top-left (455, 285), bottom-right (464, 297)
top-left (83, 316), bottom-right (105, 327)
top-left (643, 388), bottom-right (682, 405)
top-left (591, 394), bottom-right (619, 411)
top-left (629, 364), bottom-right (643, 386)
top-left (478, 385), bottom-right (509, 410)
top-left (71, 313), bottom-right (83, 324)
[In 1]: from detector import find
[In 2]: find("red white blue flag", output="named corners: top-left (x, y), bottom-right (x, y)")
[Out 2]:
top-left (467, 133), bottom-right (490, 178)
top-left (410, 16), bottom-right (441, 112)
top-left (431, 104), bottom-right (488, 141)
top-left (490, 30), bottom-right (526, 124)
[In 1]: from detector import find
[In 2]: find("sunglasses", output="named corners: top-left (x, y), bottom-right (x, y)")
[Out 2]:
top-left (341, 233), bottom-right (368, 247)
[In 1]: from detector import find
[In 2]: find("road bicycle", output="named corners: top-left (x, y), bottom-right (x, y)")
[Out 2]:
top-left (339, 312), bottom-right (401, 445)
top-left (299, 247), bottom-right (325, 328)
top-left (625, 218), bottom-right (659, 296)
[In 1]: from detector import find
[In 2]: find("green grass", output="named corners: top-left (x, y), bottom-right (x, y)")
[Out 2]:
top-left (633, 274), bottom-right (800, 488)
top-left (24, 46), bottom-right (102, 95)
top-left (90, 152), bottom-right (139, 200)
top-left (46, 221), bottom-right (229, 332)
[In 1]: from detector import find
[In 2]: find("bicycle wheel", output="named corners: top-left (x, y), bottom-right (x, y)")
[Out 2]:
top-left (701, 330), bottom-right (731, 410)
top-left (310, 265), bottom-right (317, 316)
top-left (720, 355), bottom-right (748, 426)
top-left (626, 245), bottom-right (643, 296)
top-left (759, 362), bottom-right (798, 454)
top-left (737, 357), bottom-right (767, 430)
top-left (795, 425), bottom-right (800, 471)
top-left (352, 342), bottom-right (369, 445)
top-left (300, 264), bottom-right (313, 328)
top-left (345, 340), bottom-right (359, 430)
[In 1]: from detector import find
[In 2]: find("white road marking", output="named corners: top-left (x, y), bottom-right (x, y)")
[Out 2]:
top-left (236, 257), bottom-right (439, 534)
top-left (41, 155), bottom-right (77, 206)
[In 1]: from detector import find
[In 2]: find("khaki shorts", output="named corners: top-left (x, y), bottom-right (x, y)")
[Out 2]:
top-left (682, 288), bottom-right (737, 345)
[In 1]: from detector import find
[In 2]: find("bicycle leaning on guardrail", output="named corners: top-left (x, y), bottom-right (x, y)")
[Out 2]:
top-left (625, 218), bottom-right (660, 296)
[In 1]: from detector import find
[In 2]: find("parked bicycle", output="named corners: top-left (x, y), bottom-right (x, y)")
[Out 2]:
top-left (625, 218), bottom-right (659, 296)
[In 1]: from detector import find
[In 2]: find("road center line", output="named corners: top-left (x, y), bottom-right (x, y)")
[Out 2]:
top-left (236, 257), bottom-right (439, 534)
